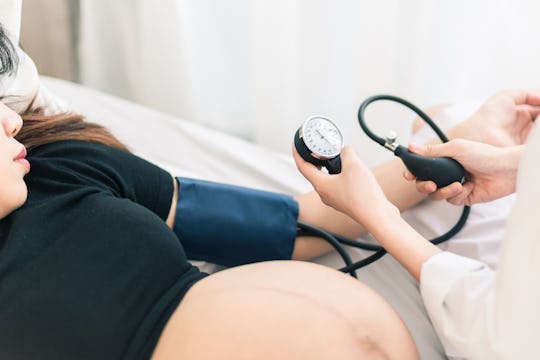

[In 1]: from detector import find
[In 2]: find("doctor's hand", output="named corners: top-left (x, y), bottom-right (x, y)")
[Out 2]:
top-left (404, 139), bottom-right (523, 206)
top-left (450, 89), bottom-right (540, 147)
top-left (293, 146), bottom-right (398, 226)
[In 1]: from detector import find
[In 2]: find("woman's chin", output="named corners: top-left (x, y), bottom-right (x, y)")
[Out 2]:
top-left (1, 185), bottom-right (28, 218)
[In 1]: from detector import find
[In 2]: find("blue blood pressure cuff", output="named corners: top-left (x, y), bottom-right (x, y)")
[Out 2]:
top-left (173, 177), bottom-right (299, 267)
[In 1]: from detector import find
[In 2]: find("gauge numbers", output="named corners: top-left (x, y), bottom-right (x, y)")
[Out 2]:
top-left (301, 116), bottom-right (343, 159)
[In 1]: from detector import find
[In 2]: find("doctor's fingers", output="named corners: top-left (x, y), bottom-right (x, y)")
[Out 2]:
top-left (402, 171), bottom-right (440, 195)
top-left (444, 182), bottom-right (475, 206)
top-left (292, 146), bottom-right (326, 184)
top-left (500, 89), bottom-right (540, 106)
top-left (515, 103), bottom-right (540, 118)
top-left (403, 168), bottom-right (465, 200)
top-left (427, 182), bottom-right (465, 202)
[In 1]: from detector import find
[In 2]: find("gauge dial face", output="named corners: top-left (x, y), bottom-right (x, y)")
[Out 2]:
top-left (301, 116), bottom-right (343, 159)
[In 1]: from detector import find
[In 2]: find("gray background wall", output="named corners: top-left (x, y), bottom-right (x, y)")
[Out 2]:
top-left (20, 0), bottom-right (77, 82)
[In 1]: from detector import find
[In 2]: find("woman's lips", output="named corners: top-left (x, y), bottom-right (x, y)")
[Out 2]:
top-left (14, 146), bottom-right (30, 172)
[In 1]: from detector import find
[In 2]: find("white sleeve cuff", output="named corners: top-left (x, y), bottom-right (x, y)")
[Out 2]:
top-left (420, 252), bottom-right (497, 359)
top-left (420, 251), bottom-right (487, 305)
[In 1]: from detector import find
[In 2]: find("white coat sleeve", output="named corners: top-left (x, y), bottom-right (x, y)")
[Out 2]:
top-left (420, 120), bottom-right (540, 359)
top-left (420, 252), bottom-right (497, 359)
top-left (495, 120), bottom-right (540, 359)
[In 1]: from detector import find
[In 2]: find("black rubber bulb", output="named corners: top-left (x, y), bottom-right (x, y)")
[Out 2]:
top-left (394, 145), bottom-right (465, 188)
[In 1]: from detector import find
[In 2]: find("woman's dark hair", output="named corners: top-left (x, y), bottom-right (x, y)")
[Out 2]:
top-left (17, 112), bottom-right (129, 151)
top-left (0, 23), bottom-right (18, 76)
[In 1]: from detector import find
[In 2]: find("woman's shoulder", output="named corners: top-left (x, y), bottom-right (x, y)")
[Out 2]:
top-left (25, 140), bottom-right (174, 218)
top-left (28, 139), bottom-right (128, 158)
top-left (28, 139), bottom-right (163, 174)
top-left (27, 140), bottom-right (133, 189)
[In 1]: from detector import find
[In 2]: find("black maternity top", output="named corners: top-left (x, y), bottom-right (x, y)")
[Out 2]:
top-left (0, 141), bottom-right (208, 360)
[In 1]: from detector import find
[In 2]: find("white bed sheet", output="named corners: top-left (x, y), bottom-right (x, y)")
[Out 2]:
top-left (42, 76), bottom-right (514, 360)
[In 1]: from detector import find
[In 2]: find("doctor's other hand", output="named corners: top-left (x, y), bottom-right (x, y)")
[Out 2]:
top-left (404, 139), bottom-right (523, 206)
top-left (451, 89), bottom-right (540, 147)
top-left (293, 145), bottom-right (398, 226)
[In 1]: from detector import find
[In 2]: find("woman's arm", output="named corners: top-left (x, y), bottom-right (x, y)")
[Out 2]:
top-left (165, 176), bottom-right (178, 229)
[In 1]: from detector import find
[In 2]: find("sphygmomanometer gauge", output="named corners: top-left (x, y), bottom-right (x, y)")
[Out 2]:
top-left (294, 116), bottom-right (344, 174)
